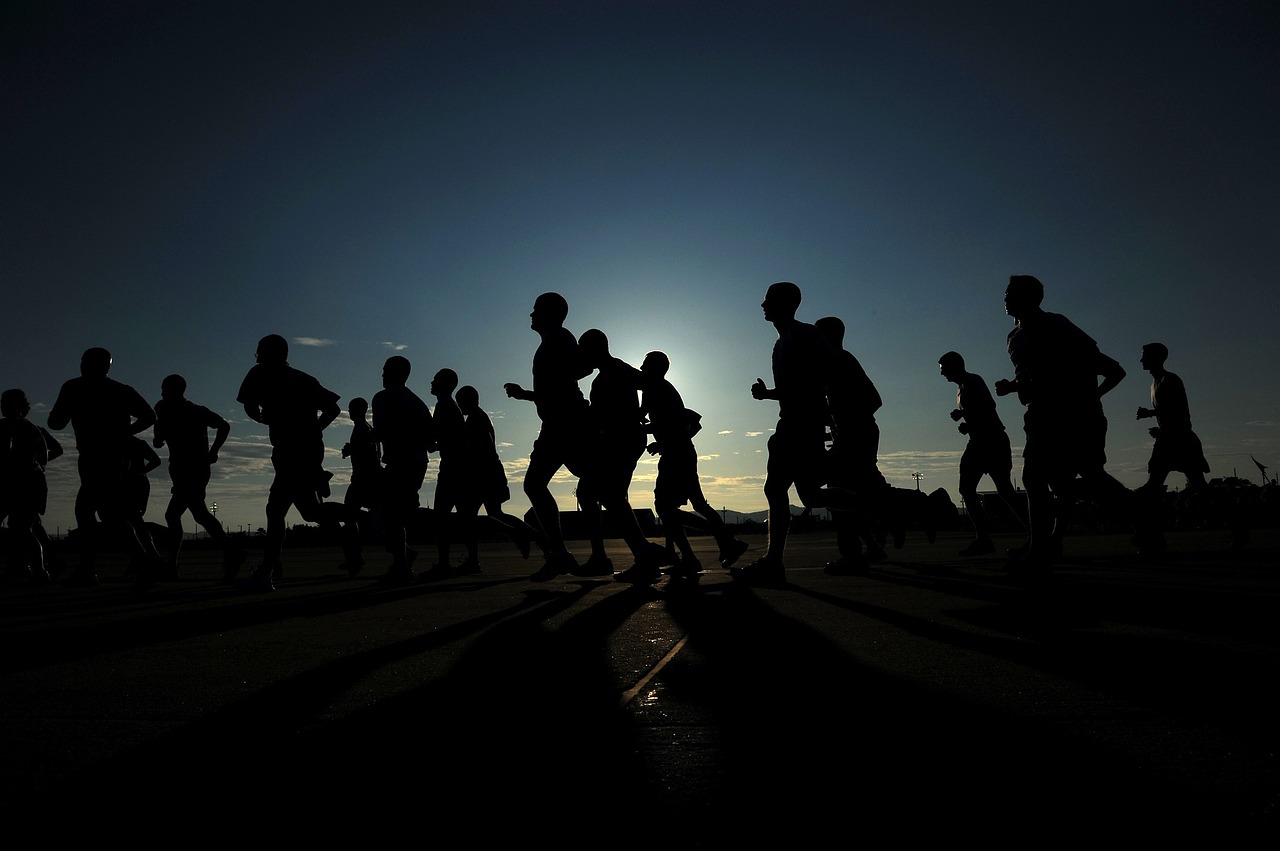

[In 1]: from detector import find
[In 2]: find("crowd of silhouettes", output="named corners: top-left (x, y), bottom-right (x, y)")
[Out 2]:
top-left (1, 275), bottom-right (1224, 589)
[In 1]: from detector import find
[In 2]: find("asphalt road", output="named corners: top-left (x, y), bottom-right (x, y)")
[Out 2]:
top-left (2, 528), bottom-right (1277, 844)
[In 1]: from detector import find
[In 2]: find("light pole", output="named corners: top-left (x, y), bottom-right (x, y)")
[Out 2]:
top-left (912, 472), bottom-right (924, 491)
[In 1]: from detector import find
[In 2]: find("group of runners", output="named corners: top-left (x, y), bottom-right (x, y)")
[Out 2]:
top-left (1, 275), bottom-right (1209, 589)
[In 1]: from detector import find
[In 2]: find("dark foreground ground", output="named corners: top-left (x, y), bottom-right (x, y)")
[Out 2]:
top-left (2, 528), bottom-right (1278, 844)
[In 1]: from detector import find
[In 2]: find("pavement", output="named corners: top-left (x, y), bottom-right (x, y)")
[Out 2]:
top-left (2, 528), bottom-right (1278, 844)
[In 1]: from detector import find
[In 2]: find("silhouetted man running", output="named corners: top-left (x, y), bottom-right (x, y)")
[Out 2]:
top-left (504, 292), bottom-right (597, 581)
top-left (120, 434), bottom-right (164, 577)
top-left (48, 347), bottom-right (161, 587)
top-left (815, 315), bottom-right (894, 573)
top-left (577, 328), bottom-right (675, 584)
top-left (939, 351), bottom-right (1028, 557)
top-left (1134, 342), bottom-right (1210, 554)
top-left (339, 396), bottom-right (381, 576)
top-left (153, 373), bottom-right (243, 579)
top-left (1136, 342), bottom-right (1209, 492)
top-left (454, 384), bottom-right (543, 568)
top-left (236, 334), bottom-right (346, 591)
top-left (372, 355), bottom-right (434, 586)
top-left (735, 282), bottom-right (862, 586)
top-left (424, 367), bottom-right (469, 580)
top-left (639, 350), bottom-right (748, 581)
top-left (994, 275), bottom-right (1135, 569)
top-left (1, 388), bottom-right (51, 583)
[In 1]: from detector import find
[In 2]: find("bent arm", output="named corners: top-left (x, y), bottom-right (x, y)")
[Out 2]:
top-left (210, 417), bottom-right (230, 458)
top-left (504, 383), bottom-right (534, 402)
top-left (317, 398), bottom-right (341, 431)
top-left (1095, 354), bottom-right (1126, 398)
top-left (131, 410), bottom-right (157, 435)
top-left (128, 389), bottom-right (157, 435)
top-left (42, 429), bottom-right (64, 461)
top-left (47, 388), bottom-right (70, 430)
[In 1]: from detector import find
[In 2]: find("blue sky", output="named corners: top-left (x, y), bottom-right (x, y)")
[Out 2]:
top-left (4, 1), bottom-right (1278, 536)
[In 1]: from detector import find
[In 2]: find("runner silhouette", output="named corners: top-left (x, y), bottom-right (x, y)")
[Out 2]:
top-left (152, 374), bottom-right (245, 580)
top-left (938, 351), bottom-right (1028, 557)
top-left (47, 347), bottom-right (162, 587)
top-left (235, 335), bottom-right (347, 591)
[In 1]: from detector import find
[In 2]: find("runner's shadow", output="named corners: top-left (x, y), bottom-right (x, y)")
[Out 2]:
top-left (650, 581), bottom-right (1255, 840)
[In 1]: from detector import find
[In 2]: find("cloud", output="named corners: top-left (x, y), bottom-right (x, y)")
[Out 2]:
top-left (879, 449), bottom-right (963, 462)
top-left (694, 473), bottom-right (769, 511)
top-left (294, 337), bottom-right (336, 347)
top-left (381, 341), bottom-right (410, 351)
top-left (699, 473), bottom-right (767, 489)
top-left (745, 431), bottom-right (765, 438)
top-left (718, 430), bottom-right (732, 435)
top-left (502, 456), bottom-right (532, 479)
top-left (214, 434), bottom-right (275, 479)
top-left (873, 448), bottom-right (966, 491)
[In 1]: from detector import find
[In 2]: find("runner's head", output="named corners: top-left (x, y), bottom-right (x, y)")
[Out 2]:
top-left (161, 374), bottom-right (187, 399)
top-left (1004, 275), bottom-right (1044, 317)
top-left (531, 292), bottom-right (569, 332)
top-left (1, 388), bottom-right (31, 418)
top-left (383, 355), bottom-right (411, 387)
top-left (762, 282), bottom-right (801, 322)
top-left (938, 351), bottom-right (965, 381)
top-left (641, 351), bottom-right (670, 377)
top-left (80, 347), bottom-right (112, 378)
top-left (815, 316), bottom-right (845, 348)
top-left (457, 385), bottom-right (479, 415)
top-left (255, 334), bottom-right (289, 366)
